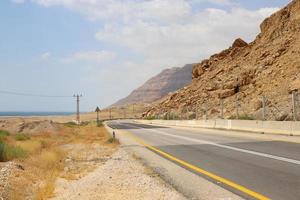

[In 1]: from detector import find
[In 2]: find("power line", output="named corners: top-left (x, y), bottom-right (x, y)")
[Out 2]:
top-left (0, 89), bottom-right (73, 98)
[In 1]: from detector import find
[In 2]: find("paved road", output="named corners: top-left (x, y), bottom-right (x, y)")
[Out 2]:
top-left (108, 120), bottom-right (300, 200)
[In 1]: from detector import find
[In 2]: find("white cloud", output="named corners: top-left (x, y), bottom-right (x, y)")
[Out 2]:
top-left (40, 52), bottom-right (51, 60)
top-left (63, 50), bottom-right (116, 63)
top-left (13, 0), bottom-right (281, 106)
top-left (21, 1), bottom-right (278, 68)
top-left (95, 7), bottom-right (278, 67)
top-left (27, 0), bottom-right (191, 23)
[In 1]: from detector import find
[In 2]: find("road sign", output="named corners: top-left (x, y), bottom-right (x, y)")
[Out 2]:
top-left (95, 107), bottom-right (101, 112)
top-left (95, 107), bottom-right (101, 126)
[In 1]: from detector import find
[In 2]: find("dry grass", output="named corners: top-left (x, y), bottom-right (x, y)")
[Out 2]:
top-left (34, 149), bottom-right (65, 199)
top-left (2, 121), bottom-right (117, 200)
top-left (16, 140), bottom-right (43, 154)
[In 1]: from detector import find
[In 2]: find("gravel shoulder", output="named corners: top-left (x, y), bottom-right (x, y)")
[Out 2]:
top-left (51, 148), bottom-right (186, 200)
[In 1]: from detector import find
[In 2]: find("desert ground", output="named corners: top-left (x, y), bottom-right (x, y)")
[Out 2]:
top-left (0, 115), bottom-right (184, 200)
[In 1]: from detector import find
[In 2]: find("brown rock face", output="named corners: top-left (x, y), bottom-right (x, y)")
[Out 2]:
top-left (191, 39), bottom-right (249, 79)
top-left (145, 0), bottom-right (300, 120)
top-left (111, 64), bottom-right (193, 107)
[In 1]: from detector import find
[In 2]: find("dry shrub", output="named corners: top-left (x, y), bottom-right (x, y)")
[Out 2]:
top-left (38, 149), bottom-right (63, 168)
top-left (16, 140), bottom-right (43, 154)
top-left (36, 150), bottom-right (65, 199)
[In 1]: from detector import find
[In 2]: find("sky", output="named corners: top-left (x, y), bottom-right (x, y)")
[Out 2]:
top-left (0, 0), bottom-right (291, 112)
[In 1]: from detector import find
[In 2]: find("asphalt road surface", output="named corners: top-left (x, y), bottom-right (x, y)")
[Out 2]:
top-left (108, 120), bottom-right (300, 200)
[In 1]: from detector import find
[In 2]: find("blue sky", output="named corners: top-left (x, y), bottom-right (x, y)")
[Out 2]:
top-left (0, 0), bottom-right (290, 112)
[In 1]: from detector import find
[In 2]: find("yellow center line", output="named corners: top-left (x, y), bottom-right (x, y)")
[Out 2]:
top-left (122, 130), bottom-right (271, 200)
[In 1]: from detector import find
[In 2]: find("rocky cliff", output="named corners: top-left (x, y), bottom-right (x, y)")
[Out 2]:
top-left (112, 64), bottom-right (193, 106)
top-left (144, 0), bottom-right (300, 121)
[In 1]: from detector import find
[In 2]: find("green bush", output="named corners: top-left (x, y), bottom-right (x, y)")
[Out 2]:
top-left (0, 141), bottom-right (27, 161)
top-left (96, 120), bottom-right (103, 127)
top-left (64, 121), bottom-right (78, 127)
top-left (0, 130), bottom-right (10, 136)
top-left (145, 116), bottom-right (156, 120)
top-left (0, 141), bottom-right (4, 160)
top-left (228, 115), bottom-right (255, 120)
top-left (107, 137), bottom-right (119, 144)
top-left (0, 130), bottom-right (10, 140)
top-left (64, 121), bottom-right (90, 127)
top-left (15, 133), bottom-right (30, 141)
top-left (239, 115), bottom-right (255, 120)
top-left (170, 114), bottom-right (180, 120)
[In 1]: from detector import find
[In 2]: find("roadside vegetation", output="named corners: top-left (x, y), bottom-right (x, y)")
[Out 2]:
top-left (228, 114), bottom-right (255, 120)
top-left (15, 133), bottom-right (31, 141)
top-left (0, 120), bottom-right (117, 200)
top-left (145, 116), bottom-right (157, 120)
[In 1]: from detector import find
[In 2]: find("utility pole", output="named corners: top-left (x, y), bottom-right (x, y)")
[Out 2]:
top-left (123, 108), bottom-right (126, 119)
top-left (196, 101), bottom-right (201, 120)
top-left (132, 104), bottom-right (135, 118)
top-left (203, 102), bottom-right (207, 120)
top-left (220, 99), bottom-right (224, 119)
top-left (109, 108), bottom-right (112, 120)
top-left (186, 107), bottom-right (189, 120)
top-left (261, 95), bottom-right (266, 121)
top-left (292, 91), bottom-right (298, 121)
top-left (73, 94), bottom-right (82, 124)
top-left (235, 95), bottom-right (239, 119)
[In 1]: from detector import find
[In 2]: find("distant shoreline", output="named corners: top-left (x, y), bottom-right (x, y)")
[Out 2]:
top-left (0, 112), bottom-right (76, 117)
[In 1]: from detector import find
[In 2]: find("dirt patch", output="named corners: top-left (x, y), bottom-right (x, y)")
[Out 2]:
top-left (0, 119), bottom-right (62, 135)
top-left (60, 143), bottom-right (116, 180)
top-left (51, 148), bottom-right (186, 200)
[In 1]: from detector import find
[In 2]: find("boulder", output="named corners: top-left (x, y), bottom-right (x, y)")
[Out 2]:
top-left (232, 38), bottom-right (248, 48)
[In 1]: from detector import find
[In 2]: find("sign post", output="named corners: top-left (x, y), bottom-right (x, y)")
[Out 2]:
top-left (95, 106), bottom-right (101, 126)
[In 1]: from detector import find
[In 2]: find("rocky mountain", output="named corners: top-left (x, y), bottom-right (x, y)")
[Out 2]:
top-left (112, 64), bottom-right (194, 107)
top-left (144, 0), bottom-right (300, 121)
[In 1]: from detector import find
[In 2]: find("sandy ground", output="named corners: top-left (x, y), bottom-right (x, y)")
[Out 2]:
top-left (51, 148), bottom-right (186, 200)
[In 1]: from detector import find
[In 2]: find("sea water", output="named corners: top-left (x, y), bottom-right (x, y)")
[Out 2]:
top-left (0, 112), bottom-right (75, 117)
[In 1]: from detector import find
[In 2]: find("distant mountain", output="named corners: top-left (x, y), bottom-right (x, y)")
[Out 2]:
top-left (112, 64), bottom-right (194, 107)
